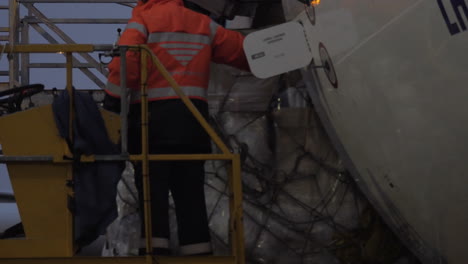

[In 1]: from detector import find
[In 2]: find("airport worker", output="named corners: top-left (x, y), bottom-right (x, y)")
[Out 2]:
top-left (103, 0), bottom-right (250, 256)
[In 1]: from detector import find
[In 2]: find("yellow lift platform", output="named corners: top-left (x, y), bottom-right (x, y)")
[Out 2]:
top-left (0, 44), bottom-right (245, 264)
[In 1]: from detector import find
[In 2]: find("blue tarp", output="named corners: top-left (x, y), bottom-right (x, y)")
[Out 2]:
top-left (52, 89), bottom-right (123, 248)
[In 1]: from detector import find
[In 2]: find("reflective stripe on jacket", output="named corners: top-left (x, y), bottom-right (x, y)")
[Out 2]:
top-left (105, 0), bottom-right (250, 103)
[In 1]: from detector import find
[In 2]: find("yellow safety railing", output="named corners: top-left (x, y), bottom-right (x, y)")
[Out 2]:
top-left (131, 45), bottom-right (245, 264)
top-left (0, 43), bottom-right (245, 264)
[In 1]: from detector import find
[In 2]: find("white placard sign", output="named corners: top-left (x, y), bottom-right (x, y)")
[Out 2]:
top-left (243, 22), bottom-right (313, 79)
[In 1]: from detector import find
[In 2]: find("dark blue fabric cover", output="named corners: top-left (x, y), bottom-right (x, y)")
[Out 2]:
top-left (52, 89), bottom-right (122, 247)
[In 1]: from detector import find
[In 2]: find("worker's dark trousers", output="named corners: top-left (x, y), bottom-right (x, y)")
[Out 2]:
top-left (123, 98), bottom-right (213, 256)
top-left (132, 147), bottom-right (212, 256)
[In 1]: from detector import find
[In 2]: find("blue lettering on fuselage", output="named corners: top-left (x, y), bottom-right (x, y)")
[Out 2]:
top-left (437, 0), bottom-right (468, 35)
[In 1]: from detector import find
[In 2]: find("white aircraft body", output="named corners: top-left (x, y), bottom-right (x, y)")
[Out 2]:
top-left (281, 0), bottom-right (468, 263)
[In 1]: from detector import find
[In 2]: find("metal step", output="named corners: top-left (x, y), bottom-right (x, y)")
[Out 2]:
top-left (0, 71), bottom-right (8, 76)
top-left (0, 35), bottom-right (8, 41)
top-left (0, 5), bottom-right (9, 10)
top-left (0, 27), bottom-right (9, 32)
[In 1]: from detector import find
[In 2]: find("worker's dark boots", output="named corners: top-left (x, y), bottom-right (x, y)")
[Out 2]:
top-left (179, 242), bottom-right (213, 256)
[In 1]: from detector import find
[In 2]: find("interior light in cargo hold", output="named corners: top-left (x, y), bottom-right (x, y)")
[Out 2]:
top-left (296, 0), bottom-right (320, 6)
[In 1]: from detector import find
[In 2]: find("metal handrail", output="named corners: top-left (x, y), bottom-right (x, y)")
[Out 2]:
top-left (0, 44), bottom-right (245, 264)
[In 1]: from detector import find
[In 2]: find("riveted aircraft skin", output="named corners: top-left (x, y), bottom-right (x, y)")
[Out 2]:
top-left (282, 0), bottom-right (468, 263)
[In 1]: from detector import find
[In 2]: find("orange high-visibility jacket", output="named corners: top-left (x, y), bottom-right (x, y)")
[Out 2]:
top-left (105, 0), bottom-right (250, 102)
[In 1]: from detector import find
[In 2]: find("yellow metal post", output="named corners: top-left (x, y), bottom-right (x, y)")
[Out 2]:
top-left (66, 52), bottom-right (74, 144)
top-left (139, 49), bottom-right (153, 264)
top-left (2, 44), bottom-right (96, 53)
top-left (229, 155), bottom-right (245, 264)
top-left (65, 52), bottom-right (75, 254)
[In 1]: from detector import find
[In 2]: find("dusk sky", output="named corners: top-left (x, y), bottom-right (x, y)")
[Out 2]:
top-left (1, 3), bottom-right (133, 90)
